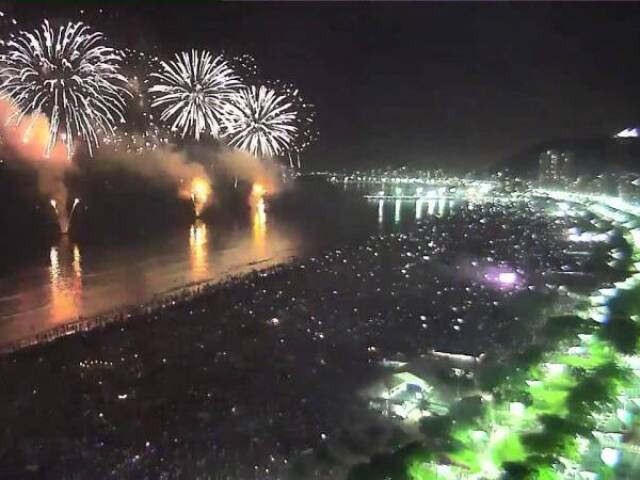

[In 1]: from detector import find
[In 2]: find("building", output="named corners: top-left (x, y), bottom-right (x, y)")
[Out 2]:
top-left (359, 371), bottom-right (450, 422)
top-left (539, 149), bottom-right (574, 185)
top-left (617, 173), bottom-right (640, 201)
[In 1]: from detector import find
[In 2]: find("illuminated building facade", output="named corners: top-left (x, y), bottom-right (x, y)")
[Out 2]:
top-left (617, 173), bottom-right (640, 200)
top-left (538, 149), bottom-right (574, 185)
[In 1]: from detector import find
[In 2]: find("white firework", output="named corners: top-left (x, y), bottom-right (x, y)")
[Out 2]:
top-left (0, 20), bottom-right (129, 156)
top-left (149, 50), bottom-right (241, 140)
top-left (225, 85), bottom-right (298, 158)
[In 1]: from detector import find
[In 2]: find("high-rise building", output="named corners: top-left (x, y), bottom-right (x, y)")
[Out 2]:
top-left (617, 173), bottom-right (640, 200)
top-left (538, 149), bottom-right (574, 185)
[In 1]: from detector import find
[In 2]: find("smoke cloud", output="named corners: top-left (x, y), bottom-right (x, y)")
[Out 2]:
top-left (1, 96), bottom-right (286, 228)
top-left (96, 146), bottom-right (212, 204)
top-left (215, 147), bottom-right (282, 195)
top-left (0, 99), bottom-right (73, 232)
top-left (96, 144), bottom-right (283, 209)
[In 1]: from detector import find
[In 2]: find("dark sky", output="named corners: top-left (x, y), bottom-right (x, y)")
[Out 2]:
top-left (5, 2), bottom-right (640, 171)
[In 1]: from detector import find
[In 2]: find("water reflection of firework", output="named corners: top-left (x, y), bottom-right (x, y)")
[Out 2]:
top-left (48, 238), bottom-right (82, 323)
top-left (251, 195), bottom-right (267, 252)
top-left (189, 220), bottom-right (209, 280)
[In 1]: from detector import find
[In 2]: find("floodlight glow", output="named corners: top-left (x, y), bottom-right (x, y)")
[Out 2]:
top-left (544, 363), bottom-right (566, 376)
top-left (510, 402), bottom-right (525, 416)
top-left (591, 311), bottom-right (609, 323)
top-left (617, 408), bottom-right (633, 426)
top-left (471, 430), bottom-right (488, 442)
top-left (601, 448), bottom-right (621, 467)
top-left (599, 288), bottom-right (617, 297)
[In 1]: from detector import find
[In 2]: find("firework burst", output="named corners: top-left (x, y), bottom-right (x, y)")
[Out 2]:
top-left (0, 20), bottom-right (129, 157)
top-left (104, 49), bottom-right (170, 154)
top-left (149, 50), bottom-right (241, 141)
top-left (224, 85), bottom-right (298, 159)
top-left (283, 85), bottom-right (317, 168)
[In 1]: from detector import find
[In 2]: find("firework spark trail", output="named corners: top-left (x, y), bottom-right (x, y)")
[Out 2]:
top-left (224, 85), bottom-right (298, 159)
top-left (0, 20), bottom-right (129, 157)
top-left (149, 50), bottom-right (242, 141)
top-left (285, 85), bottom-right (317, 168)
top-left (103, 49), bottom-right (167, 154)
top-left (0, 99), bottom-right (73, 233)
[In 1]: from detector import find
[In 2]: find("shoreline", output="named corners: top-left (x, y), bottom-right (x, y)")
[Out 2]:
top-left (0, 253), bottom-right (298, 356)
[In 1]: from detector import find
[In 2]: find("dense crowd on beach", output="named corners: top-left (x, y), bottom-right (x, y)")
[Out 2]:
top-left (0, 199), bottom-right (600, 479)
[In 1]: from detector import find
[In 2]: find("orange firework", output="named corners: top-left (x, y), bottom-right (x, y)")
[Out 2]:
top-left (251, 183), bottom-right (266, 197)
top-left (189, 177), bottom-right (212, 217)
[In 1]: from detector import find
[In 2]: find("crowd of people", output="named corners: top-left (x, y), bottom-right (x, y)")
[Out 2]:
top-left (0, 199), bottom-right (598, 479)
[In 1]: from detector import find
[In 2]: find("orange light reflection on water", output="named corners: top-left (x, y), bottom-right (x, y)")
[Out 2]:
top-left (252, 196), bottom-right (267, 254)
top-left (1, 204), bottom-right (303, 347)
top-left (48, 238), bottom-right (83, 323)
top-left (189, 220), bottom-right (209, 281)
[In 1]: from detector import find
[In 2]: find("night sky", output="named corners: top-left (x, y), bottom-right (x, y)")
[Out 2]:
top-left (5, 2), bottom-right (640, 171)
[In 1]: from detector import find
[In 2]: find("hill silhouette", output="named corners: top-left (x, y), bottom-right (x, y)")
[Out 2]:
top-left (489, 135), bottom-right (640, 179)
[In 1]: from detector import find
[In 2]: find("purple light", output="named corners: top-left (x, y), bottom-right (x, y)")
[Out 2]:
top-left (482, 266), bottom-right (521, 289)
top-left (498, 272), bottom-right (517, 285)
